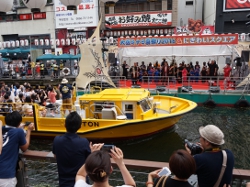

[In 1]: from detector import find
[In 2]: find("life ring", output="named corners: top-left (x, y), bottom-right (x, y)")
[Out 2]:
top-left (234, 99), bottom-right (250, 108)
top-left (203, 99), bottom-right (216, 108)
top-left (62, 67), bottom-right (70, 76)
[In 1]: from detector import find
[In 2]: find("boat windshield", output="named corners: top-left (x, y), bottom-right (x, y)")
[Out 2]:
top-left (140, 99), bottom-right (151, 112)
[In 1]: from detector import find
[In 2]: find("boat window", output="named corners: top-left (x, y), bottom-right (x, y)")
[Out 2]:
top-left (95, 102), bottom-right (103, 112)
top-left (140, 99), bottom-right (151, 112)
top-left (94, 102), bottom-right (115, 112)
top-left (125, 104), bottom-right (133, 112)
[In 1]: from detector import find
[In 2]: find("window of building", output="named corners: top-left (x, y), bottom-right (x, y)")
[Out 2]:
top-left (167, 0), bottom-right (172, 10)
top-left (186, 1), bottom-right (194, 5)
top-left (114, 0), bottom-right (161, 13)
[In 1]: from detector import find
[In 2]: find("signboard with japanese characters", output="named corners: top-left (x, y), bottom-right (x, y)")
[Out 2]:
top-left (118, 34), bottom-right (238, 47)
top-left (54, 0), bottom-right (98, 29)
top-left (105, 11), bottom-right (172, 28)
top-left (223, 0), bottom-right (250, 11)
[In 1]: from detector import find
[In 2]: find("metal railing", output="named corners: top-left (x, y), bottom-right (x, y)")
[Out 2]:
top-left (18, 150), bottom-right (250, 187)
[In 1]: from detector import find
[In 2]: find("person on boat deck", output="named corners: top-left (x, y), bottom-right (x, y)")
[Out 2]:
top-left (185, 124), bottom-right (234, 187)
top-left (0, 112), bottom-right (34, 187)
top-left (59, 78), bottom-right (73, 116)
top-left (129, 62), bottom-right (140, 85)
top-left (74, 147), bottom-right (136, 187)
top-left (53, 112), bottom-right (103, 187)
top-left (147, 149), bottom-right (196, 187)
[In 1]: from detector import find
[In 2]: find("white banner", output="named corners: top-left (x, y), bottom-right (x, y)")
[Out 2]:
top-left (54, 0), bottom-right (98, 29)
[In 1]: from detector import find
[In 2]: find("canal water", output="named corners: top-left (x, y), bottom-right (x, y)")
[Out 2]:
top-left (30, 106), bottom-right (250, 170)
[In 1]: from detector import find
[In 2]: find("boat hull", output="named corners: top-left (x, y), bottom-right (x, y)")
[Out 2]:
top-left (26, 114), bottom-right (183, 140)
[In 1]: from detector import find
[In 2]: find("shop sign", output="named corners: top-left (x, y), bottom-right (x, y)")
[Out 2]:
top-left (54, 0), bottom-right (98, 29)
top-left (223, 0), bottom-right (250, 11)
top-left (118, 34), bottom-right (238, 47)
top-left (105, 11), bottom-right (172, 28)
top-left (175, 25), bottom-right (215, 35)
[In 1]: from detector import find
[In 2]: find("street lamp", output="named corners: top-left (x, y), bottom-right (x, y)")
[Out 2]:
top-left (22, 0), bottom-right (47, 13)
top-left (60, 0), bottom-right (82, 10)
top-left (0, 0), bottom-right (14, 14)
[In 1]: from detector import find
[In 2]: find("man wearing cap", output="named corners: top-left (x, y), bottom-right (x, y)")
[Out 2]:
top-left (186, 124), bottom-right (234, 187)
top-left (59, 78), bottom-right (73, 116)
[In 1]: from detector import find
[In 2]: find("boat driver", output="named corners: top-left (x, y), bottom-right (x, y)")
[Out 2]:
top-left (59, 78), bottom-right (73, 117)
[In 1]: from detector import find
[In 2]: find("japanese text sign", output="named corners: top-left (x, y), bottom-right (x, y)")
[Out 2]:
top-left (54, 0), bottom-right (98, 29)
top-left (105, 11), bottom-right (172, 28)
top-left (118, 34), bottom-right (238, 47)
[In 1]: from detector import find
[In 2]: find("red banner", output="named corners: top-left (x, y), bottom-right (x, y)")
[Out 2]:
top-left (224, 0), bottom-right (250, 11)
top-left (118, 34), bottom-right (238, 47)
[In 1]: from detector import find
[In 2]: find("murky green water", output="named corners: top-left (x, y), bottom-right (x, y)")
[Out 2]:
top-left (30, 107), bottom-right (250, 169)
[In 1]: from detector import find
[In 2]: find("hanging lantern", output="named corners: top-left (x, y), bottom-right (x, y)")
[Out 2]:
top-left (71, 38), bottom-right (76, 45)
top-left (40, 39), bottom-right (44, 46)
top-left (56, 39), bottom-right (60, 46)
top-left (60, 0), bottom-right (82, 10)
top-left (3, 42), bottom-right (6, 48)
top-left (16, 40), bottom-right (20, 47)
top-left (34, 39), bottom-right (39, 46)
top-left (25, 39), bottom-right (29, 46)
top-left (0, 42), bottom-right (2, 49)
top-left (6, 41), bottom-right (10, 48)
top-left (66, 38), bottom-right (70, 45)
top-left (22, 0), bottom-right (47, 13)
top-left (11, 41), bottom-right (15, 48)
top-left (50, 39), bottom-right (54, 46)
top-left (61, 39), bottom-right (65, 46)
top-left (45, 39), bottom-right (49, 46)
top-left (0, 0), bottom-right (14, 14)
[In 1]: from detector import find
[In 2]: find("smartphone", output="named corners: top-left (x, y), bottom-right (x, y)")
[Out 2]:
top-left (25, 121), bottom-right (31, 126)
top-left (158, 167), bottom-right (171, 177)
top-left (101, 144), bottom-right (115, 153)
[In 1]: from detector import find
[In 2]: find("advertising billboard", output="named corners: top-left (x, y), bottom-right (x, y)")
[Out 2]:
top-left (223, 0), bottom-right (250, 12)
top-left (54, 0), bottom-right (98, 29)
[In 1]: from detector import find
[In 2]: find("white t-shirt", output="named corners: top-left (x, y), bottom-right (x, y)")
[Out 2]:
top-left (74, 180), bottom-right (133, 187)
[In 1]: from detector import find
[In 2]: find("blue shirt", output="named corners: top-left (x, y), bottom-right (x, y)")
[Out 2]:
top-left (59, 84), bottom-right (73, 99)
top-left (53, 133), bottom-right (91, 187)
top-left (194, 149), bottom-right (234, 187)
top-left (0, 127), bottom-right (26, 178)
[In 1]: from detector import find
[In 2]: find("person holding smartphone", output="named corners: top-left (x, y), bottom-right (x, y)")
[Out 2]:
top-left (147, 149), bottom-right (195, 187)
top-left (75, 147), bottom-right (136, 187)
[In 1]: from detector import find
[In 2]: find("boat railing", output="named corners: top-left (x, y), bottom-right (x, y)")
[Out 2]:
top-left (75, 75), bottom-right (250, 95)
top-left (16, 150), bottom-right (250, 187)
top-left (0, 102), bottom-right (78, 119)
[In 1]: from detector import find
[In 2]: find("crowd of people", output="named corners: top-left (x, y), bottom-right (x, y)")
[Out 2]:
top-left (0, 105), bottom-right (235, 187)
top-left (0, 54), bottom-right (79, 80)
top-left (122, 59), bottom-right (232, 86)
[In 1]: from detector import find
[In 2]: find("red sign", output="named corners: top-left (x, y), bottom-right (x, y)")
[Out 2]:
top-left (105, 11), bottom-right (172, 28)
top-left (19, 14), bottom-right (32, 21)
top-left (118, 34), bottom-right (238, 47)
top-left (33, 12), bottom-right (46, 20)
top-left (223, 0), bottom-right (250, 11)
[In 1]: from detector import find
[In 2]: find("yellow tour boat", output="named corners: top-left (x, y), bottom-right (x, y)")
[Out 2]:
top-left (0, 88), bottom-right (197, 140)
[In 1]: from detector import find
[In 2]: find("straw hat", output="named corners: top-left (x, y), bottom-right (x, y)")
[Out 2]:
top-left (61, 78), bottom-right (68, 84)
top-left (199, 125), bottom-right (225, 145)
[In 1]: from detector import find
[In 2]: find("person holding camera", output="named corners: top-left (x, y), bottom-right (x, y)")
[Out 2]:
top-left (74, 147), bottom-right (136, 187)
top-left (185, 124), bottom-right (234, 187)
top-left (147, 149), bottom-right (195, 187)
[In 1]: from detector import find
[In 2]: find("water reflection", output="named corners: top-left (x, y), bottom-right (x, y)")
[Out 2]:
top-left (30, 107), bottom-right (250, 169)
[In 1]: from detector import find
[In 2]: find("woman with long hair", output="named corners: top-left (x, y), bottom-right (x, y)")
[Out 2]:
top-left (75, 147), bottom-right (136, 187)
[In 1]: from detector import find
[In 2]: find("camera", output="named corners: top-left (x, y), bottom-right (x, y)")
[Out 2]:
top-left (158, 167), bottom-right (171, 177)
top-left (185, 139), bottom-right (203, 155)
top-left (101, 144), bottom-right (114, 153)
